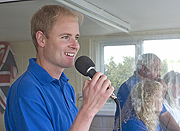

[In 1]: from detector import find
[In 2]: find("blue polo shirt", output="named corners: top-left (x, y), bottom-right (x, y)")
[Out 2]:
top-left (122, 115), bottom-right (163, 131)
top-left (5, 58), bottom-right (78, 131)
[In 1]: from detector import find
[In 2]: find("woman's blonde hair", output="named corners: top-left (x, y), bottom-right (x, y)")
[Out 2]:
top-left (122, 80), bottom-right (163, 131)
top-left (31, 5), bottom-right (83, 52)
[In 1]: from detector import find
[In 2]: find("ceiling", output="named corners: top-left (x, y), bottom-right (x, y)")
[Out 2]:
top-left (0, 0), bottom-right (180, 42)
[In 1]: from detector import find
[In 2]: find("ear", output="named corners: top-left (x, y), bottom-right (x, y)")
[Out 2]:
top-left (36, 31), bottom-right (45, 48)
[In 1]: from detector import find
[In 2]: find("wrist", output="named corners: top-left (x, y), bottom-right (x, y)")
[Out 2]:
top-left (79, 105), bottom-right (96, 119)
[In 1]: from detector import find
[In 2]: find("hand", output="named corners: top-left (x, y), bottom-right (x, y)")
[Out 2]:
top-left (69, 72), bottom-right (114, 131)
top-left (155, 77), bottom-right (168, 98)
top-left (81, 72), bottom-right (114, 117)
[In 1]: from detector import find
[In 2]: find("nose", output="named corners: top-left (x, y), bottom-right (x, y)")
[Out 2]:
top-left (70, 39), bottom-right (80, 50)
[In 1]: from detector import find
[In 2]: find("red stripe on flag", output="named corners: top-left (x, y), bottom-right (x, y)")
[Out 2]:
top-left (11, 65), bottom-right (15, 79)
top-left (0, 96), bottom-right (6, 107)
top-left (0, 48), bottom-right (5, 62)
top-left (0, 43), bottom-right (8, 63)
top-left (0, 74), bottom-right (10, 83)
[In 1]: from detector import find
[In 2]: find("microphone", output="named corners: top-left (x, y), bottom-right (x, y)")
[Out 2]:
top-left (75, 55), bottom-right (117, 100)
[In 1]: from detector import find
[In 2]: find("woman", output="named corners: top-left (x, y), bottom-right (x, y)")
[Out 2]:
top-left (121, 80), bottom-right (164, 131)
top-left (162, 70), bottom-right (180, 127)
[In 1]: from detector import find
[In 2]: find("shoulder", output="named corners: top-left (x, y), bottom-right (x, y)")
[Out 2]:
top-left (8, 70), bottom-right (44, 103)
top-left (117, 72), bottom-right (138, 95)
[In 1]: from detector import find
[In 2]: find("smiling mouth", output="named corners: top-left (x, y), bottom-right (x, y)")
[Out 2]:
top-left (65, 52), bottom-right (74, 57)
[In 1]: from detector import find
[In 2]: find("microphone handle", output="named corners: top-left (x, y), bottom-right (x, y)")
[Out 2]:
top-left (87, 67), bottom-right (96, 79)
top-left (87, 68), bottom-right (117, 100)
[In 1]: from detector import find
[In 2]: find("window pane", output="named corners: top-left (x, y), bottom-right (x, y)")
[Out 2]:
top-left (104, 45), bottom-right (135, 103)
top-left (143, 39), bottom-right (180, 74)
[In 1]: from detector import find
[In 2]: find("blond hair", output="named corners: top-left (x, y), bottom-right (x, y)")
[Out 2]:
top-left (31, 5), bottom-right (83, 52)
top-left (122, 80), bottom-right (163, 131)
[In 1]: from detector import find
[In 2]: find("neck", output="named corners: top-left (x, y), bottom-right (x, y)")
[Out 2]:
top-left (36, 56), bottom-right (63, 79)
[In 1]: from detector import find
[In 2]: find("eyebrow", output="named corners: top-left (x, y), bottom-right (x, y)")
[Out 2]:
top-left (59, 33), bottom-right (80, 37)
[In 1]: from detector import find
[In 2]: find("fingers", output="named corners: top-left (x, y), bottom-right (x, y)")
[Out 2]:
top-left (90, 72), bottom-right (113, 94)
top-left (155, 78), bottom-right (168, 98)
top-left (83, 72), bottom-right (114, 96)
top-left (154, 77), bottom-right (160, 82)
top-left (89, 72), bottom-right (104, 87)
top-left (82, 72), bottom-right (114, 113)
top-left (83, 79), bottom-right (90, 91)
top-left (155, 78), bottom-right (167, 87)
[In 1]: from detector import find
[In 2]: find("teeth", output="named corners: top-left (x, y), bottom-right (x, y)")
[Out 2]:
top-left (66, 53), bottom-right (74, 56)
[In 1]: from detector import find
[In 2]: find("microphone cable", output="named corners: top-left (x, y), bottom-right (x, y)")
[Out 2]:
top-left (113, 98), bottom-right (122, 131)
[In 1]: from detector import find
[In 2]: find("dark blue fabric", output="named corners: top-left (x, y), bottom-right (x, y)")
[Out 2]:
top-left (117, 71), bottom-right (141, 109)
top-left (122, 116), bottom-right (148, 131)
top-left (121, 116), bottom-right (163, 131)
top-left (5, 58), bottom-right (78, 131)
top-left (114, 71), bottom-right (167, 130)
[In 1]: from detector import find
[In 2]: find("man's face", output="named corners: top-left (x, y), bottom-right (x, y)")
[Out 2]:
top-left (42, 16), bottom-right (80, 71)
top-left (146, 58), bottom-right (162, 80)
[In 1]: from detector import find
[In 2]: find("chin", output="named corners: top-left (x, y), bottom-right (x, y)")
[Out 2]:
top-left (66, 63), bottom-right (74, 68)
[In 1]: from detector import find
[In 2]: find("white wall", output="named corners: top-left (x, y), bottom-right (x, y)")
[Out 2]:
top-left (10, 41), bottom-right (37, 83)
top-left (90, 115), bottom-right (115, 131)
top-left (0, 115), bottom-right (5, 131)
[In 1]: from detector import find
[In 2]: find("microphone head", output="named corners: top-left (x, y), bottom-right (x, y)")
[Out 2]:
top-left (75, 55), bottom-right (95, 76)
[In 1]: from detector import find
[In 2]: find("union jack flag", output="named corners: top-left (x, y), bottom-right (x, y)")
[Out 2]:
top-left (0, 42), bottom-right (18, 113)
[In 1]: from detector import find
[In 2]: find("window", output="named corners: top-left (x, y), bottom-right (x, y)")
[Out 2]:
top-left (104, 45), bottom-right (135, 103)
top-left (143, 39), bottom-right (180, 73)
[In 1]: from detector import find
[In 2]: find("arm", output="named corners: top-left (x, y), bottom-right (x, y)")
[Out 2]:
top-left (69, 72), bottom-right (114, 131)
top-left (159, 111), bottom-right (180, 131)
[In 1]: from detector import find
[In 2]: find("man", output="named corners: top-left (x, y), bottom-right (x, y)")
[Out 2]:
top-left (4, 5), bottom-right (114, 131)
top-left (114, 53), bottom-right (180, 131)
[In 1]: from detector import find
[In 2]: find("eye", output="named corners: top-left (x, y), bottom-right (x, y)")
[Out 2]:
top-left (61, 36), bottom-right (70, 42)
top-left (75, 36), bottom-right (79, 42)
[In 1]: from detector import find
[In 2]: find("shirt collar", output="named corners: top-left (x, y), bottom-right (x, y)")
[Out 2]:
top-left (27, 58), bottom-right (69, 85)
